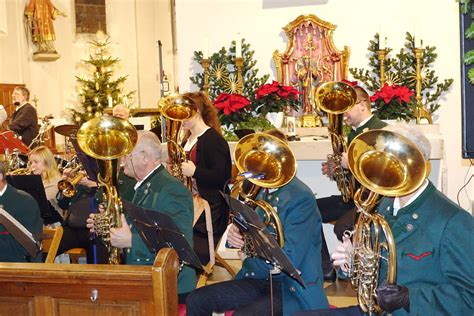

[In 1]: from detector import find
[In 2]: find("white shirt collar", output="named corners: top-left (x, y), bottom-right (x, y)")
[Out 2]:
top-left (0, 184), bottom-right (8, 197)
top-left (392, 179), bottom-right (429, 216)
top-left (16, 101), bottom-right (28, 111)
top-left (134, 163), bottom-right (161, 190)
top-left (353, 114), bottom-right (374, 131)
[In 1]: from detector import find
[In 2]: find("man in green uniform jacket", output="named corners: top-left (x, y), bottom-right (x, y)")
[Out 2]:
top-left (0, 160), bottom-right (42, 262)
top-left (319, 124), bottom-right (474, 316)
top-left (89, 131), bottom-right (196, 300)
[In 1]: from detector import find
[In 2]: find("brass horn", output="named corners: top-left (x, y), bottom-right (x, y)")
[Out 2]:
top-left (57, 165), bottom-right (85, 198)
top-left (158, 93), bottom-right (196, 188)
top-left (77, 115), bottom-right (138, 264)
top-left (232, 132), bottom-right (296, 248)
top-left (316, 81), bottom-right (357, 202)
top-left (347, 129), bottom-right (430, 315)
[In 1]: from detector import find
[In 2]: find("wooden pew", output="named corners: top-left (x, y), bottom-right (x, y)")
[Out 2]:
top-left (0, 248), bottom-right (179, 315)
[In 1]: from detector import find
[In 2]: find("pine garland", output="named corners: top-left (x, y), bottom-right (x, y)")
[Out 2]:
top-left (349, 32), bottom-right (453, 119)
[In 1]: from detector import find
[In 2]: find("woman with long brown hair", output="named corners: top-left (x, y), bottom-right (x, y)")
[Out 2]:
top-left (180, 91), bottom-right (231, 265)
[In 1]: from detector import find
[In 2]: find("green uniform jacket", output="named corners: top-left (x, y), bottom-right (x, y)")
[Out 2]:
top-left (0, 184), bottom-right (42, 262)
top-left (347, 115), bottom-right (387, 144)
top-left (236, 177), bottom-right (329, 315)
top-left (378, 181), bottom-right (474, 315)
top-left (126, 165), bottom-right (196, 295)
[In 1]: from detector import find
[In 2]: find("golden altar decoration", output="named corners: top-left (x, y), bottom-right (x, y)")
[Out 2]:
top-left (273, 14), bottom-right (350, 127)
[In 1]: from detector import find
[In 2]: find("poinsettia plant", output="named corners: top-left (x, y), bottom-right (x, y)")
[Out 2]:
top-left (214, 93), bottom-right (251, 128)
top-left (252, 81), bottom-right (300, 116)
top-left (370, 83), bottom-right (415, 121)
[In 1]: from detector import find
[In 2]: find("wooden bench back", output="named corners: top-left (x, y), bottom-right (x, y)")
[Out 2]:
top-left (0, 248), bottom-right (179, 315)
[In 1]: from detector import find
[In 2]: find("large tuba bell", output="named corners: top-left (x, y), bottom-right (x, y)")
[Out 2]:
top-left (316, 81), bottom-right (357, 202)
top-left (232, 132), bottom-right (296, 248)
top-left (77, 116), bottom-right (138, 264)
top-left (158, 93), bottom-right (196, 188)
top-left (347, 129), bottom-right (430, 315)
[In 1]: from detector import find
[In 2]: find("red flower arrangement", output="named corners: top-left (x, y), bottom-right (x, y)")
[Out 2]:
top-left (370, 83), bottom-right (415, 121)
top-left (254, 80), bottom-right (300, 115)
top-left (214, 93), bottom-right (251, 127)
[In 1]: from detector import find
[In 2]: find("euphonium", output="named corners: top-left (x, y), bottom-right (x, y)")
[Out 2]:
top-left (77, 116), bottom-right (138, 264)
top-left (57, 165), bottom-right (85, 198)
top-left (231, 132), bottom-right (296, 250)
top-left (346, 129), bottom-right (430, 315)
top-left (158, 94), bottom-right (196, 189)
top-left (316, 81), bottom-right (357, 202)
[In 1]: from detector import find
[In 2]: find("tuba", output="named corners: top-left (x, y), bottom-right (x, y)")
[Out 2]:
top-left (346, 129), bottom-right (430, 315)
top-left (316, 81), bottom-right (357, 202)
top-left (77, 116), bottom-right (138, 264)
top-left (158, 94), bottom-right (196, 188)
top-left (231, 132), bottom-right (296, 249)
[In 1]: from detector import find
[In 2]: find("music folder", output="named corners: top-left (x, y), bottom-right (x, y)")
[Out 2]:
top-left (0, 208), bottom-right (40, 257)
top-left (121, 199), bottom-right (203, 270)
top-left (220, 192), bottom-right (305, 287)
top-left (6, 175), bottom-right (52, 222)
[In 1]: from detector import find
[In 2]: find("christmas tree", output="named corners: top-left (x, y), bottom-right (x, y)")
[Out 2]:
top-left (69, 32), bottom-right (134, 125)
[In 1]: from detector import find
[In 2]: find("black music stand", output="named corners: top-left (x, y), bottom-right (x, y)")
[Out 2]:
top-left (220, 192), bottom-right (305, 286)
top-left (70, 138), bottom-right (99, 183)
top-left (6, 175), bottom-right (53, 223)
top-left (122, 200), bottom-right (203, 270)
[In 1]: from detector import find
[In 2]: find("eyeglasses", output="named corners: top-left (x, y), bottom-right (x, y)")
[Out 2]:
top-left (124, 150), bottom-right (144, 159)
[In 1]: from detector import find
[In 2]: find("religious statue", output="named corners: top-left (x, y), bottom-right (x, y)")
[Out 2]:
top-left (24, 0), bottom-right (66, 54)
top-left (295, 33), bottom-right (320, 114)
top-left (296, 55), bottom-right (319, 113)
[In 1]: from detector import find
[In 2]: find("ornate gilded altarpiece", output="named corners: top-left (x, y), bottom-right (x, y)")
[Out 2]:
top-left (273, 14), bottom-right (350, 126)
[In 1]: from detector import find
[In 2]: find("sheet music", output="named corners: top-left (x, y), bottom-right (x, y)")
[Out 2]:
top-left (0, 207), bottom-right (37, 251)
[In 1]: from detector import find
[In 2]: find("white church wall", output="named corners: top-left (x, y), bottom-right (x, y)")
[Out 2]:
top-left (175, 0), bottom-right (473, 212)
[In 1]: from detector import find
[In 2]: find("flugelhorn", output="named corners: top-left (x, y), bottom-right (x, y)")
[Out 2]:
top-left (232, 132), bottom-right (296, 249)
top-left (57, 165), bottom-right (85, 198)
top-left (347, 129), bottom-right (430, 315)
top-left (316, 81), bottom-right (357, 202)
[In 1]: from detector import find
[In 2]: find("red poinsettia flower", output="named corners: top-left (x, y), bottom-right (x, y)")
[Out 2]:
top-left (396, 85), bottom-right (414, 103)
top-left (256, 81), bottom-right (280, 99)
top-left (277, 85), bottom-right (300, 98)
top-left (341, 79), bottom-right (358, 87)
top-left (214, 93), bottom-right (250, 115)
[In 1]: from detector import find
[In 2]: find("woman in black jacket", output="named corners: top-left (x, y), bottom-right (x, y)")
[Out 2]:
top-left (180, 92), bottom-right (232, 265)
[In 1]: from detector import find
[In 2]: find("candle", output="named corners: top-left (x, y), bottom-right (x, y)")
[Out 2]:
top-left (379, 31), bottom-right (385, 50)
top-left (123, 95), bottom-right (129, 106)
top-left (108, 95), bottom-right (113, 108)
top-left (417, 38), bottom-right (423, 49)
top-left (236, 35), bottom-right (242, 57)
top-left (203, 37), bottom-right (209, 59)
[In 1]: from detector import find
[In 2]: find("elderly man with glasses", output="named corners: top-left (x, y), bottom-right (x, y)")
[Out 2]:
top-left (87, 130), bottom-right (195, 302)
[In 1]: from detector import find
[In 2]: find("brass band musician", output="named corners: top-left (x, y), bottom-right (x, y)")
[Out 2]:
top-left (318, 85), bottom-right (386, 282)
top-left (186, 130), bottom-right (328, 315)
top-left (298, 124), bottom-right (474, 316)
top-left (9, 86), bottom-right (39, 147)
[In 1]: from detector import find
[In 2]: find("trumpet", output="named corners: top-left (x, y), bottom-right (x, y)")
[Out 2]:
top-left (57, 165), bottom-right (86, 198)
